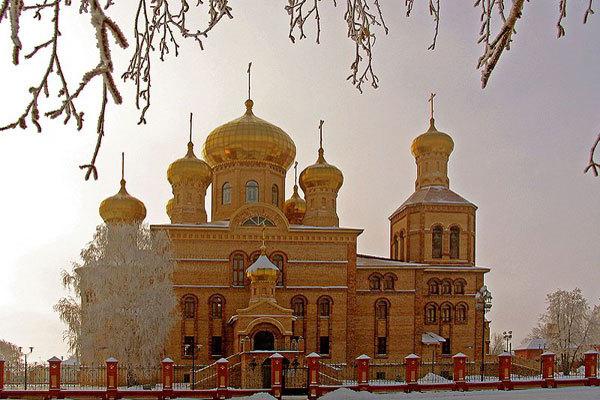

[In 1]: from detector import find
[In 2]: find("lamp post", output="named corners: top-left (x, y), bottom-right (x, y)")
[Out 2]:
top-left (18, 346), bottom-right (34, 390)
top-left (185, 341), bottom-right (202, 390)
top-left (502, 331), bottom-right (513, 353)
top-left (475, 285), bottom-right (492, 382)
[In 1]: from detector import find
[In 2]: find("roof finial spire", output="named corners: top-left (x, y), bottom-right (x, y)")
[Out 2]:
top-left (186, 112), bottom-right (195, 156)
top-left (260, 224), bottom-right (266, 254)
top-left (245, 62), bottom-right (254, 113)
top-left (318, 120), bottom-right (325, 161)
top-left (294, 161), bottom-right (298, 186)
top-left (119, 152), bottom-right (128, 193)
top-left (247, 62), bottom-right (252, 100)
top-left (428, 92), bottom-right (436, 129)
top-left (189, 112), bottom-right (193, 144)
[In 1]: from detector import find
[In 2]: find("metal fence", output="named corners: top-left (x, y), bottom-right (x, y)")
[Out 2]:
top-left (4, 362), bottom-right (49, 390)
top-left (465, 361), bottom-right (500, 382)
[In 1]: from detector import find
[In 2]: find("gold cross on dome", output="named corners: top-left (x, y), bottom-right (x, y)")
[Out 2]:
top-left (428, 92), bottom-right (436, 120)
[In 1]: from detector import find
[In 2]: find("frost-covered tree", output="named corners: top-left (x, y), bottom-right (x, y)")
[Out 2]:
top-left (0, 1), bottom-right (598, 179)
top-left (54, 224), bottom-right (176, 380)
top-left (0, 339), bottom-right (21, 365)
top-left (489, 332), bottom-right (505, 355)
top-left (529, 288), bottom-right (600, 374)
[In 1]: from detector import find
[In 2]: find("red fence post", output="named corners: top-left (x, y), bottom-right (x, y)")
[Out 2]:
top-left (356, 354), bottom-right (370, 391)
top-left (306, 352), bottom-right (320, 400)
top-left (162, 357), bottom-right (174, 396)
top-left (541, 352), bottom-right (556, 388)
top-left (270, 353), bottom-right (283, 400)
top-left (106, 357), bottom-right (118, 399)
top-left (452, 353), bottom-right (467, 390)
top-left (48, 356), bottom-right (62, 397)
top-left (498, 352), bottom-right (512, 390)
top-left (0, 357), bottom-right (4, 392)
top-left (405, 354), bottom-right (420, 391)
top-left (215, 358), bottom-right (229, 400)
top-left (584, 350), bottom-right (599, 386)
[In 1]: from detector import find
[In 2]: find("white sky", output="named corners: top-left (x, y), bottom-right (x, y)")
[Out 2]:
top-left (0, 1), bottom-right (599, 362)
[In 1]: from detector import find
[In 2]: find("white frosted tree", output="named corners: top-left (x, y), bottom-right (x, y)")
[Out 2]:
top-left (489, 333), bottom-right (505, 356)
top-left (0, 339), bottom-right (21, 366)
top-left (55, 224), bottom-right (176, 381)
top-left (529, 288), bottom-right (600, 374)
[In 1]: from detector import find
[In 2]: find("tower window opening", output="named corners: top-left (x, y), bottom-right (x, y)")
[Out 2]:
top-left (432, 225), bottom-right (443, 259)
top-left (245, 180), bottom-right (259, 203)
top-left (271, 254), bottom-right (284, 286)
top-left (450, 226), bottom-right (460, 259)
top-left (318, 297), bottom-right (331, 317)
top-left (210, 295), bottom-right (224, 319)
top-left (232, 254), bottom-right (245, 286)
top-left (222, 182), bottom-right (232, 205)
top-left (377, 337), bottom-right (387, 356)
top-left (399, 231), bottom-right (405, 261)
top-left (319, 336), bottom-right (330, 355)
top-left (271, 184), bottom-right (279, 206)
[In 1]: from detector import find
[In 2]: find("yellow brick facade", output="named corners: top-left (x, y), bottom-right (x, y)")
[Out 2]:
top-left (101, 99), bottom-right (490, 370)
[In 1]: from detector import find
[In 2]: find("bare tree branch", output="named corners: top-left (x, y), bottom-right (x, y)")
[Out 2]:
top-left (584, 133), bottom-right (600, 176)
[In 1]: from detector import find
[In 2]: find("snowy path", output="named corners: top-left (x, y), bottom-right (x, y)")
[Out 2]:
top-left (233, 386), bottom-right (600, 400)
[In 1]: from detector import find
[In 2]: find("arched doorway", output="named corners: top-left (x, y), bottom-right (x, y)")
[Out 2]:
top-left (254, 331), bottom-right (275, 351)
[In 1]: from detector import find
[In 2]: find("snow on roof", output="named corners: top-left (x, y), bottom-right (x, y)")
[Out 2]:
top-left (246, 254), bottom-right (279, 274)
top-left (422, 332), bottom-right (446, 344)
top-left (390, 186), bottom-right (476, 219)
top-left (357, 254), bottom-right (424, 268)
top-left (517, 338), bottom-right (547, 351)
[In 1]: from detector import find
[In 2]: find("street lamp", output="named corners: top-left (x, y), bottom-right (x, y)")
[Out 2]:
top-left (502, 331), bottom-right (513, 353)
top-left (18, 346), bottom-right (34, 390)
top-left (185, 341), bottom-right (202, 390)
top-left (475, 285), bottom-right (492, 382)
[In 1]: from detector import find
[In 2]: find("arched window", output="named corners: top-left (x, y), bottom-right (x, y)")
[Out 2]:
top-left (383, 274), bottom-right (396, 291)
top-left (392, 235), bottom-right (399, 259)
top-left (271, 184), bottom-right (279, 206)
top-left (375, 300), bottom-right (389, 320)
top-left (222, 182), bottom-right (232, 205)
top-left (245, 180), bottom-right (259, 203)
top-left (291, 296), bottom-right (306, 318)
top-left (369, 274), bottom-right (382, 291)
top-left (210, 295), bottom-right (224, 319)
top-left (441, 280), bottom-right (452, 295)
top-left (456, 303), bottom-right (468, 323)
top-left (454, 279), bottom-right (466, 295)
top-left (271, 254), bottom-right (284, 287)
top-left (450, 226), bottom-right (460, 259)
top-left (432, 225), bottom-right (443, 259)
top-left (441, 303), bottom-right (452, 323)
top-left (425, 303), bottom-right (437, 324)
top-left (428, 279), bottom-right (440, 295)
top-left (232, 253), bottom-right (245, 286)
top-left (318, 297), bottom-right (332, 317)
top-left (399, 231), bottom-right (405, 261)
top-left (182, 295), bottom-right (197, 319)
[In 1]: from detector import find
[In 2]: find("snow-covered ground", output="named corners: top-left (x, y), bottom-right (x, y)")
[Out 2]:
top-left (233, 386), bottom-right (600, 399)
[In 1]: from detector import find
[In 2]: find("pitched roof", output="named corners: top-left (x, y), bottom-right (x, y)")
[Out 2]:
top-left (390, 186), bottom-right (476, 219)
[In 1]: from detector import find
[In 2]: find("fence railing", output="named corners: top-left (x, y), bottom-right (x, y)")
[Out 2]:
top-left (0, 350), bottom-right (598, 400)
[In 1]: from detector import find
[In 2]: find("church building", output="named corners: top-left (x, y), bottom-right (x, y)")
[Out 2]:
top-left (98, 93), bottom-right (490, 373)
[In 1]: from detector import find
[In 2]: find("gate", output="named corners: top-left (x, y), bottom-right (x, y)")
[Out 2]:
top-left (282, 360), bottom-right (308, 395)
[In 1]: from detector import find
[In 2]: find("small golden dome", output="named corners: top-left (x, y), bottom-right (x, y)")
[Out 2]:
top-left (299, 148), bottom-right (344, 192)
top-left (246, 244), bottom-right (279, 281)
top-left (99, 179), bottom-right (146, 224)
top-left (284, 185), bottom-right (306, 224)
top-left (202, 100), bottom-right (296, 170)
top-left (411, 118), bottom-right (454, 158)
top-left (167, 141), bottom-right (212, 187)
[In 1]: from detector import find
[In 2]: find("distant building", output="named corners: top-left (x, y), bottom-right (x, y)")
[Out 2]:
top-left (98, 95), bottom-right (491, 370)
top-left (514, 338), bottom-right (547, 361)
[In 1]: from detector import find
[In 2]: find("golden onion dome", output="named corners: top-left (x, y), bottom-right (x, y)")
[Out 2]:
top-left (99, 179), bottom-right (146, 224)
top-left (299, 148), bottom-right (344, 192)
top-left (411, 118), bottom-right (454, 158)
top-left (202, 99), bottom-right (296, 170)
top-left (246, 245), bottom-right (279, 281)
top-left (283, 184), bottom-right (307, 224)
top-left (167, 141), bottom-right (212, 187)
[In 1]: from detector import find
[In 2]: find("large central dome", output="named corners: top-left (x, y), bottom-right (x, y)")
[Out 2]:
top-left (202, 99), bottom-right (296, 171)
